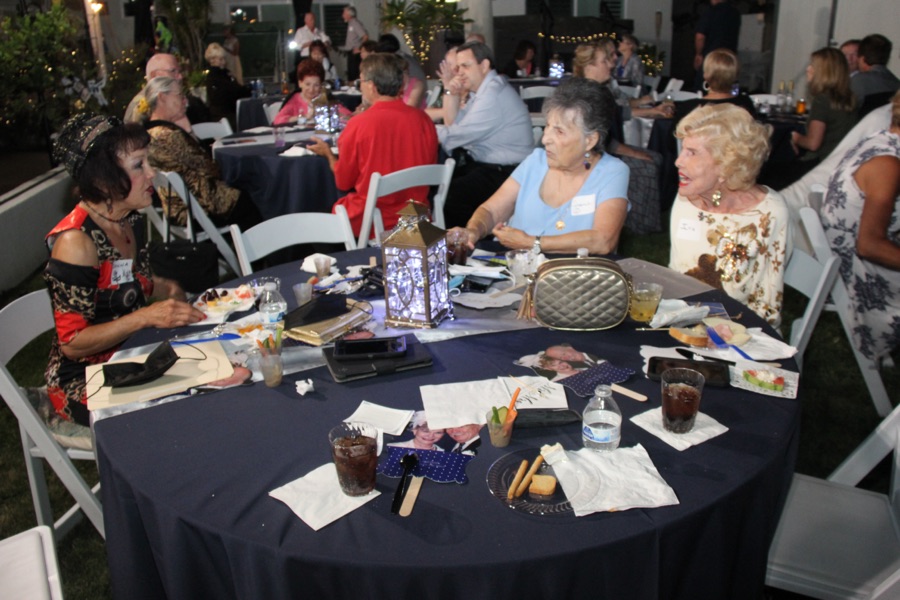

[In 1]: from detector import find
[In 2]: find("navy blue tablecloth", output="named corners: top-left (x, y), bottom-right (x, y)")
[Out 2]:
top-left (215, 142), bottom-right (339, 220)
top-left (96, 255), bottom-right (799, 600)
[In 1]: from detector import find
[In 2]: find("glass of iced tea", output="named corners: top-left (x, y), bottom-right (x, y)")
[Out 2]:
top-left (661, 368), bottom-right (705, 434)
top-left (629, 282), bottom-right (663, 323)
top-left (328, 422), bottom-right (379, 496)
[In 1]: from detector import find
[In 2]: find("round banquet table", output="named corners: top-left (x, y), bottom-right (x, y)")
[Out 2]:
top-left (214, 134), bottom-right (340, 221)
top-left (236, 92), bottom-right (364, 131)
top-left (95, 251), bottom-right (799, 600)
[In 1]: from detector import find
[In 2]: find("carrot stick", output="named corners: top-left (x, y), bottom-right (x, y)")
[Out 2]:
top-left (507, 387), bottom-right (521, 412)
top-left (507, 460), bottom-right (529, 500)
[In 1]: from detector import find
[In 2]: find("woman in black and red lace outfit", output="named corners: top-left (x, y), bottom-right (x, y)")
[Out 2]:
top-left (45, 115), bottom-right (205, 425)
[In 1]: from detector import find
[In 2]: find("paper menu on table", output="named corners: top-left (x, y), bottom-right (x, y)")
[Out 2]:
top-left (86, 341), bottom-right (233, 411)
top-left (421, 376), bottom-right (567, 429)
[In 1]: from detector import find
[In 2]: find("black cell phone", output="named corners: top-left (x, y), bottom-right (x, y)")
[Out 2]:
top-left (460, 275), bottom-right (494, 293)
top-left (332, 336), bottom-right (408, 361)
top-left (647, 356), bottom-right (731, 387)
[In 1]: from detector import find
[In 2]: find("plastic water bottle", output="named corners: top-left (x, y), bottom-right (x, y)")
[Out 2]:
top-left (258, 282), bottom-right (287, 326)
top-left (582, 385), bottom-right (622, 452)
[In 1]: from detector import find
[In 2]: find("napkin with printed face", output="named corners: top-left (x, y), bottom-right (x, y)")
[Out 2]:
top-left (270, 463), bottom-right (380, 531)
top-left (630, 407), bottom-right (728, 451)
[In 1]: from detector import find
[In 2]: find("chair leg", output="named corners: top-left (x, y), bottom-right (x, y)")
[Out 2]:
top-left (21, 427), bottom-right (54, 530)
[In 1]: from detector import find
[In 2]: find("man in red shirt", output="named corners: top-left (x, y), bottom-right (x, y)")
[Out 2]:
top-left (309, 53), bottom-right (438, 239)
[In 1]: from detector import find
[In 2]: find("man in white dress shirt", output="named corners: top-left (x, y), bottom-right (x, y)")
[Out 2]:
top-left (293, 12), bottom-right (330, 58)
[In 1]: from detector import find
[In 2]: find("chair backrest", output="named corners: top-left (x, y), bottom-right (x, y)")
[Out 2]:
top-left (359, 158), bottom-right (456, 248)
top-left (662, 78), bottom-right (684, 93)
top-left (750, 93), bottom-right (779, 106)
top-left (0, 290), bottom-right (105, 540)
top-left (191, 118), bottom-right (233, 141)
top-left (520, 85), bottom-right (556, 101)
top-left (263, 102), bottom-right (281, 125)
top-left (782, 241), bottom-right (839, 370)
top-left (618, 84), bottom-right (641, 99)
top-left (0, 526), bottom-right (63, 600)
top-left (157, 171), bottom-right (241, 276)
top-left (642, 75), bottom-right (661, 93)
top-left (229, 205), bottom-right (357, 276)
top-left (667, 90), bottom-right (701, 101)
top-left (425, 85), bottom-right (441, 108)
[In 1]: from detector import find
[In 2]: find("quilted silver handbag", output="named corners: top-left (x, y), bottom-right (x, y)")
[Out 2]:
top-left (517, 257), bottom-right (633, 331)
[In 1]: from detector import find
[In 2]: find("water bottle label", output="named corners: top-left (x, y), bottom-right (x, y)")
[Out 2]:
top-left (582, 423), bottom-right (620, 444)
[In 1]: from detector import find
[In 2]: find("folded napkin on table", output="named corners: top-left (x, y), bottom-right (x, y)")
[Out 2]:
top-left (344, 400), bottom-right (413, 436)
top-left (649, 299), bottom-right (710, 329)
top-left (631, 407), bottom-right (728, 451)
top-left (280, 145), bottom-right (314, 157)
top-left (270, 464), bottom-right (380, 531)
top-left (244, 126), bottom-right (273, 134)
top-left (550, 444), bottom-right (678, 515)
top-left (447, 264), bottom-right (509, 279)
top-left (301, 253), bottom-right (336, 274)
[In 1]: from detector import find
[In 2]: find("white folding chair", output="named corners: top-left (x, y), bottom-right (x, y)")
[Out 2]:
top-left (766, 427), bottom-right (900, 599)
top-left (783, 211), bottom-right (840, 371)
top-left (618, 84), bottom-right (641, 99)
top-left (424, 85), bottom-right (441, 108)
top-left (800, 207), bottom-right (893, 419)
top-left (229, 206), bottom-right (356, 276)
top-left (666, 90), bottom-right (702, 101)
top-left (191, 117), bottom-right (233, 141)
top-left (263, 102), bottom-right (282, 125)
top-left (358, 158), bottom-right (455, 248)
top-left (750, 93), bottom-right (779, 106)
top-left (662, 78), bottom-right (684, 93)
top-left (0, 526), bottom-right (64, 599)
top-left (642, 75), bottom-right (661, 94)
top-left (519, 85), bottom-right (556, 102)
top-left (153, 171), bottom-right (241, 277)
top-left (0, 290), bottom-right (104, 541)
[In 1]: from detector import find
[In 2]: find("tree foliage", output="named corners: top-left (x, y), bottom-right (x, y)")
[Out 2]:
top-left (154, 0), bottom-right (211, 73)
top-left (380, 0), bottom-right (471, 64)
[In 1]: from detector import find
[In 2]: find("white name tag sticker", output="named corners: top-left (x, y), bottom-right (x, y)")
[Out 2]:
top-left (675, 218), bottom-right (703, 242)
top-left (111, 259), bottom-right (134, 286)
top-left (570, 194), bottom-right (596, 216)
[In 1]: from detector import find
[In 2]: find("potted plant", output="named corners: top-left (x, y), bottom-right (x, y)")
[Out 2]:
top-left (380, 0), bottom-right (471, 64)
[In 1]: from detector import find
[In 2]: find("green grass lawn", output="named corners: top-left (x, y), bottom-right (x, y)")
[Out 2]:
top-left (0, 224), bottom-right (896, 599)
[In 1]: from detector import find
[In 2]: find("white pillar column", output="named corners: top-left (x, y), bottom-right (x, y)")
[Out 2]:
top-left (459, 0), bottom-right (493, 51)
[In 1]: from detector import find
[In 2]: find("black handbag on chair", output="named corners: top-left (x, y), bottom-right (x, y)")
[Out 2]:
top-left (148, 179), bottom-right (220, 294)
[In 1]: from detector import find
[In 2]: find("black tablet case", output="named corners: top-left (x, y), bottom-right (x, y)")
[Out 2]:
top-left (322, 336), bottom-right (433, 382)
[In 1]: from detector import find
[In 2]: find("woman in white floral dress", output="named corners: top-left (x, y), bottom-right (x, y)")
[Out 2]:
top-left (669, 104), bottom-right (791, 326)
top-left (821, 91), bottom-right (900, 360)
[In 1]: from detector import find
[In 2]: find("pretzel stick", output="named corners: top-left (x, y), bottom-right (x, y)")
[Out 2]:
top-left (507, 460), bottom-right (529, 500)
top-left (515, 455), bottom-right (545, 498)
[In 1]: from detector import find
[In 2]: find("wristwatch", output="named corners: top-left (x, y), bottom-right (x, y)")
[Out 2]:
top-left (532, 235), bottom-right (542, 255)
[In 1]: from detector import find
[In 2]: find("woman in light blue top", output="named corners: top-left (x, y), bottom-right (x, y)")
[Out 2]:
top-left (453, 78), bottom-right (630, 255)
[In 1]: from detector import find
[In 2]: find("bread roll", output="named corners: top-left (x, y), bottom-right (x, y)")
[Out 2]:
top-left (669, 324), bottom-right (708, 347)
top-left (703, 317), bottom-right (750, 346)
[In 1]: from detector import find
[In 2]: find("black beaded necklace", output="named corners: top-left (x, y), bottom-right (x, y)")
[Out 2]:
top-left (81, 201), bottom-right (132, 244)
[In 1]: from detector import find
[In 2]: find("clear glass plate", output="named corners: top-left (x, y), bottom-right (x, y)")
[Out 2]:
top-left (486, 449), bottom-right (576, 517)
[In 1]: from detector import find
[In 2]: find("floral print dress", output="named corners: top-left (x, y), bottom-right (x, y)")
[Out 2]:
top-left (821, 129), bottom-right (900, 360)
top-left (44, 206), bottom-right (153, 425)
top-left (669, 188), bottom-right (791, 326)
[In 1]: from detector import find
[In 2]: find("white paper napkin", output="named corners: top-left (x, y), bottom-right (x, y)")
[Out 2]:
top-left (451, 291), bottom-right (522, 309)
top-left (280, 145), bottom-right (314, 157)
top-left (344, 401), bottom-right (413, 436)
top-left (245, 126), bottom-right (273, 134)
top-left (269, 464), bottom-right (379, 530)
top-left (630, 407), bottom-right (728, 451)
top-left (301, 253), bottom-right (337, 274)
top-left (447, 264), bottom-right (509, 279)
top-left (649, 299), bottom-right (710, 329)
top-left (421, 376), bottom-right (567, 429)
top-left (553, 445), bottom-right (679, 515)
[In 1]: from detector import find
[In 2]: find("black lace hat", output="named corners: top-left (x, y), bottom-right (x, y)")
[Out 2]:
top-left (52, 114), bottom-right (122, 179)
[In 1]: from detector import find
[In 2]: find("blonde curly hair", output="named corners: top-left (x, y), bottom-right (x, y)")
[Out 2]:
top-left (675, 104), bottom-right (772, 191)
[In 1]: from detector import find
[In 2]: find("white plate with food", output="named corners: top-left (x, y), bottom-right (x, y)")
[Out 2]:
top-left (192, 284), bottom-right (257, 323)
top-left (728, 364), bottom-right (799, 399)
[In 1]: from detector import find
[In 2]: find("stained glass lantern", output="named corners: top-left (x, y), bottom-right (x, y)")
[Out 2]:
top-left (382, 201), bottom-right (452, 328)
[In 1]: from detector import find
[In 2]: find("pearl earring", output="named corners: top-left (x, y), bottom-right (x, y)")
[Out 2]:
top-left (583, 152), bottom-right (591, 170)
